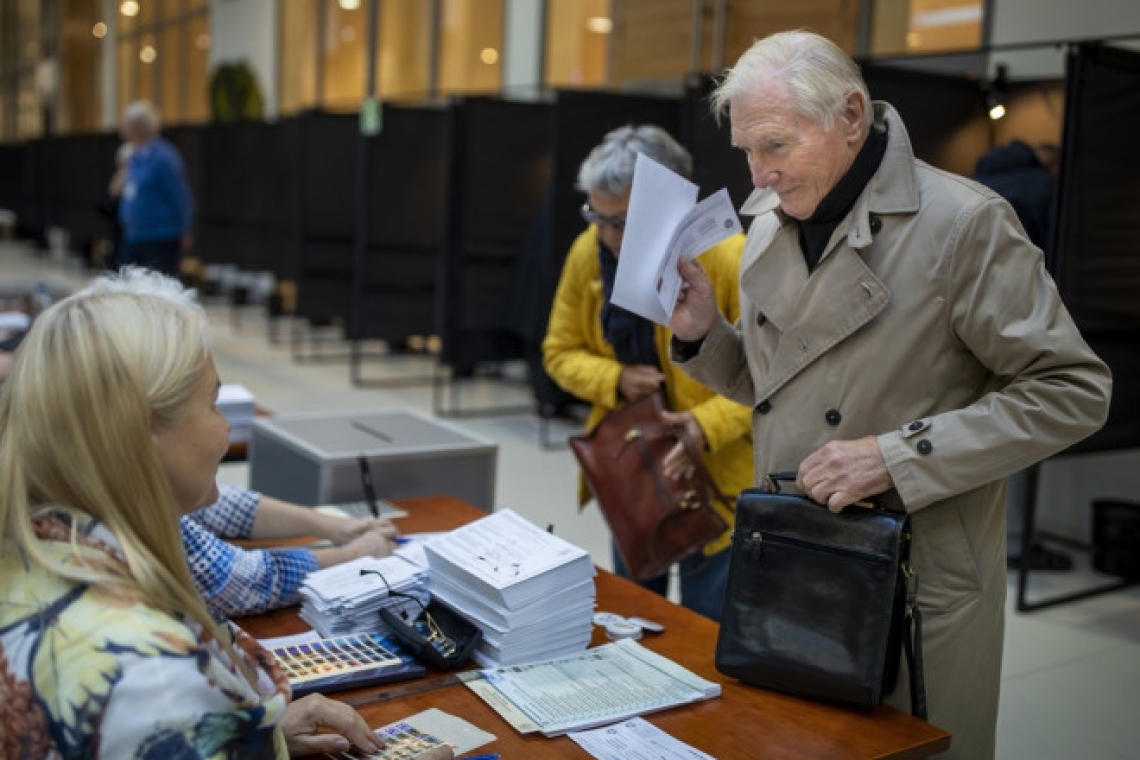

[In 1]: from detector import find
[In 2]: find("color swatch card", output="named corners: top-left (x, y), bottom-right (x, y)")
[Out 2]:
top-left (324, 708), bottom-right (496, 760)
top-left (263, 631), bottom-right (425, 697)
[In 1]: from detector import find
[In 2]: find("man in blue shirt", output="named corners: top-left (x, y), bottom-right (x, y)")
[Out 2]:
top-left (118, 100), bottom-right (194, 277)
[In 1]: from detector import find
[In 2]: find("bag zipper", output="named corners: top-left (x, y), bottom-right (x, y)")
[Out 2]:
top-left (742, 529), bottom-right (896, 562)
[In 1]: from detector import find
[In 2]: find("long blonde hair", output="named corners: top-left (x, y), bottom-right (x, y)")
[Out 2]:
top-left (0, 268), bottom-right (235, 667)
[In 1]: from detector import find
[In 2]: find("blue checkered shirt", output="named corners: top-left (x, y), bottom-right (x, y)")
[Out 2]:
top-left (182, 484), bottom-right (319, 617)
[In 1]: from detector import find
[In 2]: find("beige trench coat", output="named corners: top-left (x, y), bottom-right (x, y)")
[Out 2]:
top-left (680, 103), bottom-right (1111, 759)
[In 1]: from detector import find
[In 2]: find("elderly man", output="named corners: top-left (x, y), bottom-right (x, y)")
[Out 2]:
top-left (670, 31), bottom-right (1111, 759)
top-left (118, 100), bottom-right (194, 276)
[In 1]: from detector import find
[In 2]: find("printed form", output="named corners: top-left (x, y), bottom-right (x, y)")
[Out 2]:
top-left (611, 153), bottom-right (742, 326)
top-left (570, 717), bottom-right (716, 760)
top-left (465, 639), bottom-right (720, 736)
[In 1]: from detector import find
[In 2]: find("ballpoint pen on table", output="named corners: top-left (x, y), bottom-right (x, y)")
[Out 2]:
top-left (461, 755), bottom-right (501, 760)
top-left (357, 454), bottom-right (381, 519)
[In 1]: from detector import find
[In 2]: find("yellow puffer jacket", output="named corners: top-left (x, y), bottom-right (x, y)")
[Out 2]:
top-left (542, 226), bottom-right (753, 554)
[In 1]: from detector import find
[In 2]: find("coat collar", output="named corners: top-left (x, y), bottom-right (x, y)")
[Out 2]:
top-left (738, 102), bottom-right (920, 225)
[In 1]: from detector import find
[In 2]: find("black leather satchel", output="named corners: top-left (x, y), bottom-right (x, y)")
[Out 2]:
top-left (715, 473), bottom-right (926, 718)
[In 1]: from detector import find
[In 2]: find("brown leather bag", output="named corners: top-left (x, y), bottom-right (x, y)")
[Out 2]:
top-left (569, 391), bottom-right (731, 580)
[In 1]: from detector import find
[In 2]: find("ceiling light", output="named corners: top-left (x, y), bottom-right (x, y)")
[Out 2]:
top-left (480, 47), bottom-right (499, 65)
top-left (92, 22), bottom-right (108, 39)
top-left (339, 0), bottom-right (361, 9)
top-left (139, 45), bottom-right (157, 64)
top-left (195, 33), bottom-right (211, 51)
top-left (913, 5), bottom-right (983, 28)
top-left (988, 100), bottom-right (1006, 120)
top-left (121, 1), bottom-right (139, 17)
top-left (586, 17), bottom-right (613, 34)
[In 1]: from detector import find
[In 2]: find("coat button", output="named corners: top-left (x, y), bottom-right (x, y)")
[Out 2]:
top-left (756, 312), bottom-right (767, 327)
top-left (825, 409), bottom-right (842, 426)
top-left (869, 215), bottom-right (882, 234)
top-left (757, 400), bottom-right (772, 415)
top-left (908, 420), bottom-right (923, 432)
top-left (917, 439), bottom-right (933, 455)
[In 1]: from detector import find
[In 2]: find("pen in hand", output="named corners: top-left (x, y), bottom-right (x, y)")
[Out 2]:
top-left (357, 454), bottom-right (381, 519)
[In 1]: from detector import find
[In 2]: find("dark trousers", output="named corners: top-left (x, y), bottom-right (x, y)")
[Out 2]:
top-left (120, 238), bottom-right (181, 278)
top-left (612, 543), bottom-right (731, 621)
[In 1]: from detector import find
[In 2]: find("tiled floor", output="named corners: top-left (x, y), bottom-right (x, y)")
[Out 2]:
top-left (4, 241), bottom-right (1139, 759)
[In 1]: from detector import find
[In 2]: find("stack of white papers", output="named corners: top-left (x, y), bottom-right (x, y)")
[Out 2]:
top-left (217, 384), bottom-right (256, 444)
top-left (298, 554), bottom-right (430, 637)
top-left (423, 509), bottom-right (596, 667)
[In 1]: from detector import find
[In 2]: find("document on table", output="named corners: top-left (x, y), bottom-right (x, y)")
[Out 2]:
top-left (465, 639), bottom-right (720, 737)
top-left (611, 152), bottom-right (743, 326)
top-left (569, 717), bottom-right (716, 760)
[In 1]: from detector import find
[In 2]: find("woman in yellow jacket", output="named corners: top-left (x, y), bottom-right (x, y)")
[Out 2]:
top-left (542, 125), bottom-right (752, 620)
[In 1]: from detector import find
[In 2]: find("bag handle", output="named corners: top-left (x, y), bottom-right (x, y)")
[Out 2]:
top-left (673, 423), bottom-right (734, 513)
top-left (761, 470), bottom-right (876, 510)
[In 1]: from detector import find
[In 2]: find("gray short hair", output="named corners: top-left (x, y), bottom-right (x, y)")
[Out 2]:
top-left (711, 31), bottom-right (870, 133)
top-left (576, 125), bottom-right (693, 198)
top-left (123, 100), bottom-right (161, 134)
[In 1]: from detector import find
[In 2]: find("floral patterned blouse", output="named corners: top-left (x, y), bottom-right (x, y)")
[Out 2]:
top-left (0, 511), bottom-right (292, 759)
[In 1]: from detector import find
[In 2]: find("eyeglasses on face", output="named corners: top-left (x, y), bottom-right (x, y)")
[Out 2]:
top-left (580, 203), bottom-right (627, 231)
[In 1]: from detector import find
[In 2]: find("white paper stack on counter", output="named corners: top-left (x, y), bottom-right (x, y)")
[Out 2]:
top-left (217, 384), bottom-right (256, 444)
top-left (423, 508), bottom-right (596, 667)
top-left (298, 554), bottom-right (429, 637)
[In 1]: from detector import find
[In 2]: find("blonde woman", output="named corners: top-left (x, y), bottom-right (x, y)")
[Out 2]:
top-left (0, 270), bottom-right (402, 758)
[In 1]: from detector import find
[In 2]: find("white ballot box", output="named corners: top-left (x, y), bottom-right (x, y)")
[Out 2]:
top-left (249, 410), bottom-right (497, 510)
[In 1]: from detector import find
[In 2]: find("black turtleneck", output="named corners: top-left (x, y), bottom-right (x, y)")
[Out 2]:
top-left (798, 125), bottom-right (888, 270)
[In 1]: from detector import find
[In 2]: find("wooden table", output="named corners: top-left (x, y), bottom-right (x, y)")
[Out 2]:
top-left (239, 495), bottom-right (952, 759)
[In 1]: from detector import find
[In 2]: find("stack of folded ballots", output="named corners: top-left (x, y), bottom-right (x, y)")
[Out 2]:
top-left (299, 555), bottom-right (429, 638)
top-left (217, 384), bottom-right (256, 444)
top-left (423, 509), bottom-right (596, 667)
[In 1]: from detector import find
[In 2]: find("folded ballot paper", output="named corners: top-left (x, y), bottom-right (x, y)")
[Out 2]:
top-left (423, 509), bottom-right (596, 667)
top-left (611, 153), bottom-right (742, 326)
top-left (299, 554), bottom-right (430, 638)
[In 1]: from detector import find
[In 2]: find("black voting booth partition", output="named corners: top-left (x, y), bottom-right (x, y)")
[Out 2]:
top-left (1016, 43), bottom-right (1140, 611)
top-left (433, 97), bottom-right (554, 416)
top-left (348, 104), bottom-right (447, 384)
top-left (287, 106), bottom-right (446, 376)
top-left (8, 132), bottom-right (121, 263)
top-left (433, 90), bottom-right (683, 419)
top-left (195, 121), bottom-right (297, 280)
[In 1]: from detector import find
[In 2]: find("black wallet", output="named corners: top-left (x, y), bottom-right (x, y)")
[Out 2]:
top-left (379, 598), bottom-right (482, 670)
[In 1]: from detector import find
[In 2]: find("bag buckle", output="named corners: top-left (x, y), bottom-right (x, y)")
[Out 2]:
top-left (679, 490), bottom-right (700, 510)
top-left (902, 562), bottom-right (919, 609)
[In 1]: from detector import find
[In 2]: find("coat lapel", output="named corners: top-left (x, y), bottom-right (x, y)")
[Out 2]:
top-left (738, 196), bottom-right (891, 404)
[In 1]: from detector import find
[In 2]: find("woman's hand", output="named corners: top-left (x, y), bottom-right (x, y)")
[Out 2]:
top-left (619, 365), bottom-right (664, 401)
top-left (660, 411), bottom-right (706, 482)
top-left (280, 693), bottom-right (383, 757)
top-left (320, 515), bottom-right (398, 546)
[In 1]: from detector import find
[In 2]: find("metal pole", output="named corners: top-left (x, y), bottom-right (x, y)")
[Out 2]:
top-left (689, 0), bottom-right (704, 74)
top-left (710, 0), bottom-right (726, 71)
top-left (351, 0), bottom-right (381, 342)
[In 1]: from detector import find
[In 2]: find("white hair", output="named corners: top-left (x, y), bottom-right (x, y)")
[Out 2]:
top-left (576, 125), bottom-right (693, 198)
top-left (711, 31), bottom-right (870, 133)
top-left (83, 266), bottom-right (199, 308)
top-left (123, 100), bottom-right (161, 134)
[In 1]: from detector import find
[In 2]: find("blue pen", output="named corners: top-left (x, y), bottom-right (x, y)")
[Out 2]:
top-left (462, 755), bottom-right (501, 760)
top-left (394, 536), bottom-right (411, 545)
